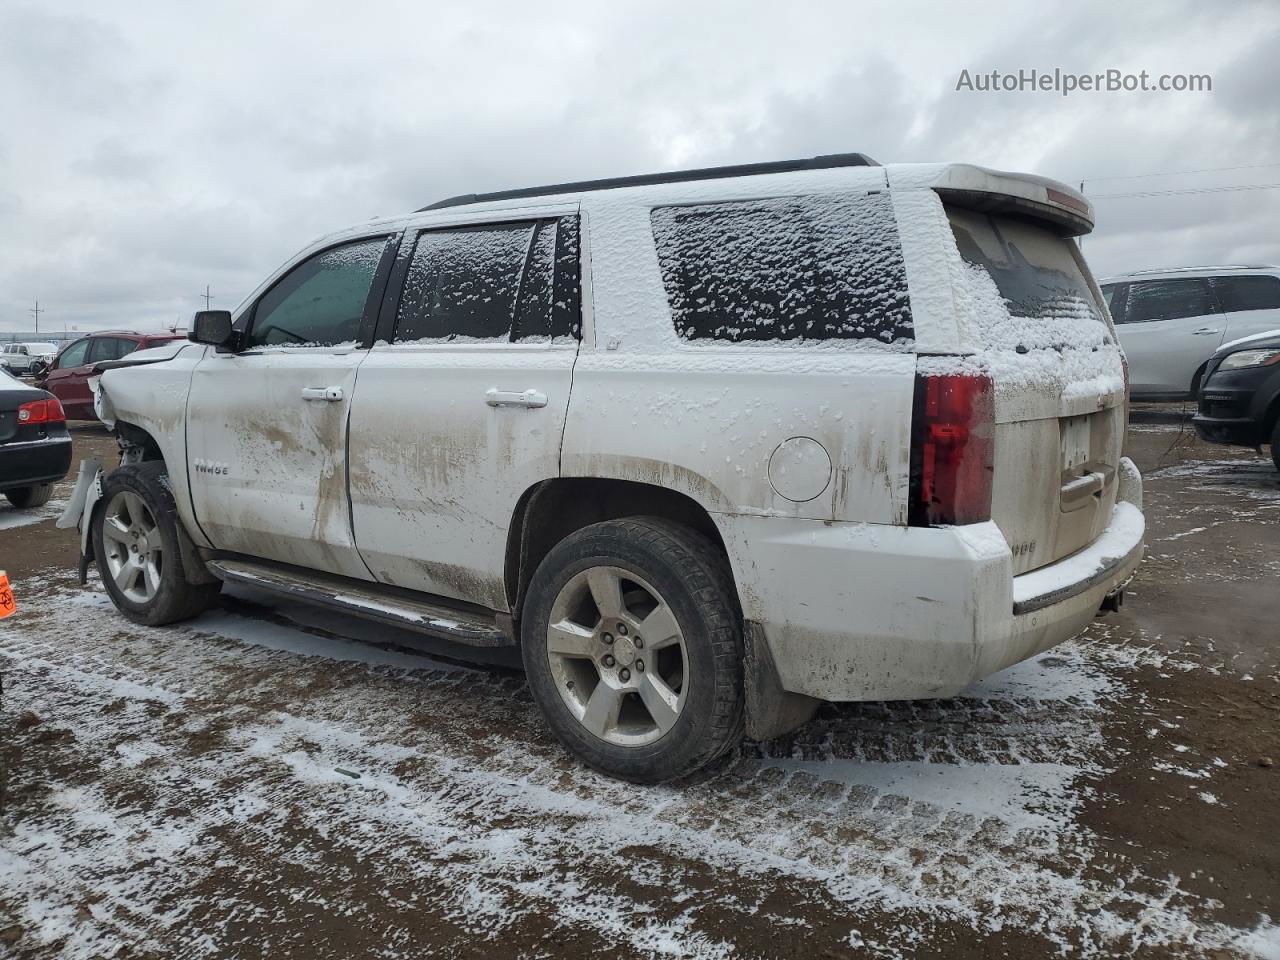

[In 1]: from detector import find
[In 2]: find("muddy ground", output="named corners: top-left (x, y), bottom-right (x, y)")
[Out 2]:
top-left (0, 412), bottom-right (1277, 959)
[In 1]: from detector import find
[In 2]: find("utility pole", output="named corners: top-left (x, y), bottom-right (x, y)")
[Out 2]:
top-left (29, 300), bottom-right (41, 334)
top-left (201, 285), bottom-right (214, 310)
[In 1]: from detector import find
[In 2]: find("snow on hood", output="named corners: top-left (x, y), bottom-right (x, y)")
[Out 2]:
top-left (1217, 327), bottom-right (1280, 355)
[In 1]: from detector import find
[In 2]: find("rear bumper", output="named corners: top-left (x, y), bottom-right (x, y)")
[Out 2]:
top-left (0, 436), bottom-right (73, 491)
top-left (717, 457), bottom-right (1146, 702)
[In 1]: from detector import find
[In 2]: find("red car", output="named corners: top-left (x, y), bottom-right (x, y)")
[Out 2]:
top-left (37, 331), bottom-right (186, 420)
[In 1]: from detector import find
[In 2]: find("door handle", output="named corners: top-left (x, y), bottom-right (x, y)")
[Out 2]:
top-left (486, 387), bottom-right (548, 409)
top-left (301, 386), bottom-right (344, 402)
top-left (1192, 327), bottom-right (1220, 335)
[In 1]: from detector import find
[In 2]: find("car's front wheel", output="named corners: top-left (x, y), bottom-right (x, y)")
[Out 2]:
top-left (5, 484), bottom-right (54, 509)
top-left (93, 462), bottom-right (221, 626)
top-left (521, 517), bottom-right (745, 783)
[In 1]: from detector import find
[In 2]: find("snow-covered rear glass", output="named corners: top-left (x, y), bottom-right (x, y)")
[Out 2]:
top-left (946, 206), bottom-right (1112, 352)
top-left (394, 217), bottom-right (580, 343)
top-left (650, 193), bottom-right (913, 344)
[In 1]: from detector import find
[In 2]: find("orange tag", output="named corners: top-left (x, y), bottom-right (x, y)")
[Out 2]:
top-left (0, 571), bottom-right (15, 619)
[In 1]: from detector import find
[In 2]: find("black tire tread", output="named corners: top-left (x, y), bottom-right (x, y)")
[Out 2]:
top-left (5, 483), bottom-right (54, 509)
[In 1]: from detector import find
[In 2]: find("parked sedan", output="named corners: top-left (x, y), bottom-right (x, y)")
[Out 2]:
top-left (1101, 265), bottom-right (1280, 401)
top-left (36, 331), bottom-right (186, 420)
top-left (1192, 329), bottom-right (1280, 470)
top-left (0, 368), bottom-right (72, 508)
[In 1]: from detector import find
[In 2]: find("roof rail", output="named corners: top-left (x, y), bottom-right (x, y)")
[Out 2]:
top-left (417, 152), bottom-right (881, 212)
top-left (1123, 264), bottom-right (1278, 276)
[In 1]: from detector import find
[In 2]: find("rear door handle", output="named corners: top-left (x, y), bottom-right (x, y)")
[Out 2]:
top-left (301, 386), bottom-right (344, 402)
top-left (486, 387), bottom-right (548, 409)
top-left (1192, 327), bottom-right (1220, 335)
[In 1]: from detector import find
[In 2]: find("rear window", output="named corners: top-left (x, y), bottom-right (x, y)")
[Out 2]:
top-left (650, 193), bottom-right (913, 345)
top-left (947, 207), bottom-right (1112, 351)
top-left (1210, 275), bottom-right (1280, 313)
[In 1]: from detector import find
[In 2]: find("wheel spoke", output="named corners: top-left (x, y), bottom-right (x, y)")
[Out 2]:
top-left (547, 620), bottom-right (596, 659)
top-left (143, 560), bottom-right (161, 597)
top-left (113, 561), bottom-right (138, 595)
top-left (580, 682), bottom-right (622, 738)
top-left (637, 673), bottom-right (680, 734)
top-left (102, 516), bottom-right (131, 545)
top-left (140, 526), bottom-right (162, 556)
top-left (586, 568), bottom-right (623, 619)
top-left (639, 603), bottom-right (681, 650)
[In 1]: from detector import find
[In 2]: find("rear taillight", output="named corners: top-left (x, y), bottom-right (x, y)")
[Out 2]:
top-left (16, 397), bottom-right (66, 425)
top-left (908, 373), bottom-right (994, 526)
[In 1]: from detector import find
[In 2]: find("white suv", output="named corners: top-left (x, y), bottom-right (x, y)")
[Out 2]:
top-left (1101, 265), bottom-right (1280, 401)
top-left (1, 342), bottom-right (58, 375)
top-left (66, 155), bottom-right (1145, 782)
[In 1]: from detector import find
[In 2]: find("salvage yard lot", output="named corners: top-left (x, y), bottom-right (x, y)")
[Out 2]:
top-left (1, 414), bottom-right (1278, 959)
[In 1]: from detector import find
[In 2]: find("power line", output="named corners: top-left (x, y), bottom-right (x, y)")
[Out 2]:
top-left (1080, 161), bottom-right (1280, 183)
top-left (1091, 181), bottom-right (1280, 200)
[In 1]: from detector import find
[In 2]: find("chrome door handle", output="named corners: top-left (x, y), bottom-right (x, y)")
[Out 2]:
top-left (486, 387), bottom-right (548, 408)
top-left (1192, 327), bottom-right (1220, 335)
top-left (301, 386), bottom-right (344, 402)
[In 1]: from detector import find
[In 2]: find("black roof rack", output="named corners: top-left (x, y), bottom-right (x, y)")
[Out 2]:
top-left (417, 152), bottom-right (880, 212)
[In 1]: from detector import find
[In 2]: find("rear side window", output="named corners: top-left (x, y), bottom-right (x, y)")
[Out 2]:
top-left (393, 217), bottom-right (580, 343)
top-left (1123, 279), bottom-right (1219, 323)
top-left (88, 337), bottom-right (137, 363)
top-left (1210, 275), bottom-right (1280, 312)
top-left (947, 206), bottom-right (1110, 350)
top-left (650, 193), bottom-right (913, 344)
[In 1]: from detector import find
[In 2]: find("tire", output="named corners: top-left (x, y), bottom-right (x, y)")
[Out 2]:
top-left (5, 484), bottom-right (54, 509)
top-left (521, 517), bottom-right (745, 784)
top-left (1271, 418), bottom-right (1280, 472)
top-left (93, 462), bottom-right (221, 626)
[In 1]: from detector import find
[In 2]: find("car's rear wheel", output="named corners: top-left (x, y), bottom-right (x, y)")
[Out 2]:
top-left (93, 462), bottom-right (221, 626)
top-left (5, 484), bottom-right (54, 509)
top-left (521, 517), bottom-right (744, 783)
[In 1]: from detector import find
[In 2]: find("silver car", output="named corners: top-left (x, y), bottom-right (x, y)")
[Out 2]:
top-left (1101, 265), bottom-right (1280, 401)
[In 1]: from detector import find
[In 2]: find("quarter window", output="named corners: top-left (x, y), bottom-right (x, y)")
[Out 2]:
top-left (1123, 279), bottom-right (1219, 324)
top-left (650, 193), bottom-right (913, 344)
top-left (393, 217), bottom-right (580, 343)
top-left (1210, 275), bottom-right (1280, 313)
top-left (247, 237), bottom-right (390, 348)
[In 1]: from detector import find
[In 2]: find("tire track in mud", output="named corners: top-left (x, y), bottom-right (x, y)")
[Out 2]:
top-left (0, 579), bottom-right (1267, 958)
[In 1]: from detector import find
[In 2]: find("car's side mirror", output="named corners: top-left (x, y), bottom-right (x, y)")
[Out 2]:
top-left (190, 310), bottom-right (236, 349)
top-left (30, 358), bottom-right (50, 377)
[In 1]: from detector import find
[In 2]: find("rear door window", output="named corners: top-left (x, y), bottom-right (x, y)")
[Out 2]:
top-left (946, 206), bottom-right (1110, 350)
top-left (650, 193), bottom-right (913, 344)
top-left (88, 337), bottom-right (137, 363)
top-left (393, 217), bottom-right (580, 343)
top-left (1209, 275), bottom-right (1280, 312)
top-left (1124, 279), bottom-right (1219, 323)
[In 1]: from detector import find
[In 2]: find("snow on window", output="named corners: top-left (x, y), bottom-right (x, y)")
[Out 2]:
top-left (248, 237), bottom-right (389, 348)
top-left (650, 192), bottom-right (913, 345)
top-left (946, 207), bottom-right (1112, 353)
top-left (395, 217), bottom-right (581, 344)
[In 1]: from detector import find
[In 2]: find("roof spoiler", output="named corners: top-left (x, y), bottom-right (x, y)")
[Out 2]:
top-left (893, 164), bottom-right (1094, 237)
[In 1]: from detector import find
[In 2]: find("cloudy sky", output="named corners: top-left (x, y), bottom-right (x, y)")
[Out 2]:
top-left (1, 0), bottom-right (1277, 334)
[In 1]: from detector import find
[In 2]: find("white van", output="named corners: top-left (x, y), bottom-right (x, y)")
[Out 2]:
top-left (69, 154), bottom-right (1144, 782)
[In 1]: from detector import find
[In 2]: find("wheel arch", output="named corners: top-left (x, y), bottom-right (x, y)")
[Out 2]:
top-left (504, 477), bottom-right (738, 625)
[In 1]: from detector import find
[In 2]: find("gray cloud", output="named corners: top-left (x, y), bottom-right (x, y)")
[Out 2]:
top-left (1, 0), bottom-right (1277, 333)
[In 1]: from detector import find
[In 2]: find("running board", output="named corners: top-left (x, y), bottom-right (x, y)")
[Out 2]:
top-left (206, 558), bottom-right (511, 647)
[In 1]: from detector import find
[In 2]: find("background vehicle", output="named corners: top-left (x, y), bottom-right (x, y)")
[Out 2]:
top-left (1193, 328), bottom-right (1280, 470)
top-left (0, 368), bottom-right (71, 508)
top-left (36, 331), bottom-right (186, 419)
top-left (0, 342), bottom-right (59, 376)
top-left (69, 156), bottom-right (1144, 783)
top-left (1101, 265), bottom-right (1280, 401)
